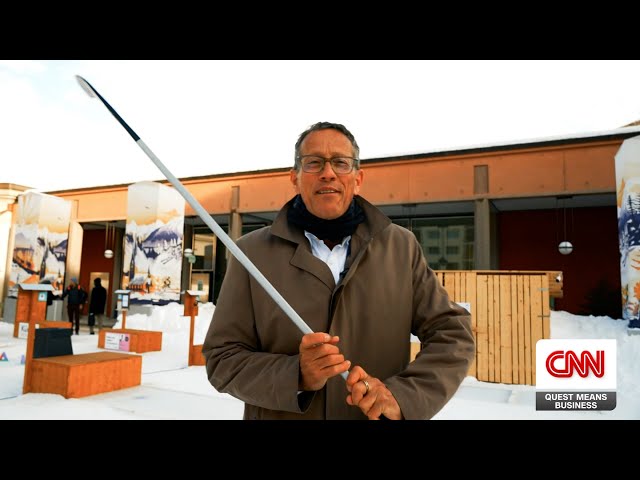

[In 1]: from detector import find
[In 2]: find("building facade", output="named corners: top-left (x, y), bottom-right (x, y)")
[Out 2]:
top-left (3, 125), bottom-right (640, 320)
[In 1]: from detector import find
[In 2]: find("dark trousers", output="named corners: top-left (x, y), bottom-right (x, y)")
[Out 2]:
top-left (67, 304), bottom-right (81, 333)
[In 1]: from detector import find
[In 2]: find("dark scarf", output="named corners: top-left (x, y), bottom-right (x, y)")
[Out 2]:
top-left (287, 194), bottom-right (366, 243)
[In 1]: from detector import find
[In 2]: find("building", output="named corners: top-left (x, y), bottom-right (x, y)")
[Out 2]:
top-left (3, 124), bottom-right (640, 320)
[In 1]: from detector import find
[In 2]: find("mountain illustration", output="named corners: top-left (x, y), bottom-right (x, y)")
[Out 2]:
top-left (143, 223), bottom-right (181, 248)
top-left (618, 180), bottom-right (640, 262)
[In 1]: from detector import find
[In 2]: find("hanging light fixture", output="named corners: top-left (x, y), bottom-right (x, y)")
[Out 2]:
top-left (104, 222), bottom-right (115, 259)
top-left (558, 196), bottom-right (573, 255)
top-left (558, 241), bottom-right (573, 255)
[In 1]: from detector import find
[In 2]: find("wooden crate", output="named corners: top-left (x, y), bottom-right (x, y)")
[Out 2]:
top-left (190, 344), bottom-right (206, 366)
top-left (29, 351), bottom-right (142, 398)
top-left (97, 328), bottom-right (162, 353)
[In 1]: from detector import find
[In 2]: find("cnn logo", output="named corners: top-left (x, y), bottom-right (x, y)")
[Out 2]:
top-left (536, 339), bottom-right (616, 390)
top-left (545, 350), bottom-right (604, 378)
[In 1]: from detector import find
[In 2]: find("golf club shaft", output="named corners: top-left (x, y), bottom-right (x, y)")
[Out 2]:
top-left (76, 76), bottom-right (348, 381)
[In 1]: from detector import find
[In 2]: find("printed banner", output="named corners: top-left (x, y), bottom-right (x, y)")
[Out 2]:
top-left (8, 192), bottom-right (71, 297)
top-left (121, 182), bottom-right (185, 305)
top-left (615, 135), bottom-right (640, 327)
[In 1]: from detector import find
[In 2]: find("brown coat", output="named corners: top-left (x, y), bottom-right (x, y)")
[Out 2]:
top-left (202, 195), bottom-right (475, 419)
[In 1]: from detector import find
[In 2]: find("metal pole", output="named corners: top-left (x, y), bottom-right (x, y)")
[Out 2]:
top-left (75, 76), bottom-right (348, 380)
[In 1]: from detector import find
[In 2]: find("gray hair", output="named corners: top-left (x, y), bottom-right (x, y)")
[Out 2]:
top-left (293, 122), bottom-right (360, 171)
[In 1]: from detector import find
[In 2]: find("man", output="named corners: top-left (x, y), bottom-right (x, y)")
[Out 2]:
top-left (89, 277), bottom-right (108, 335)
top-left (202, 122), bottom-right (475, 420)
top-left (61, 277), bottom-right (87, 335)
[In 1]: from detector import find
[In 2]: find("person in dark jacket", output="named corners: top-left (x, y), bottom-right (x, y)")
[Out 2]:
top-left (202, 122), bottom-right (475, 420)
top-left (61, 277), bottom-right (87, 335)
top-left (89, 277), bottom-right (108, 335)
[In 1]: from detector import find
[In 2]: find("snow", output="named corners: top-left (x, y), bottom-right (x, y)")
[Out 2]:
top-left (0, 305), bottom-right (637, 420)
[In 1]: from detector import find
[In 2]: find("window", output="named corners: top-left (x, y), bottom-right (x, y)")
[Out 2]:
top-left (192, 232), bottom-right (215, 270)
top-left (393, 216), bottom-right (474, 270)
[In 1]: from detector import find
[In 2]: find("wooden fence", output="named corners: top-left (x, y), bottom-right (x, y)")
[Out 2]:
top-left (422, 270), bottom-right (561, 386)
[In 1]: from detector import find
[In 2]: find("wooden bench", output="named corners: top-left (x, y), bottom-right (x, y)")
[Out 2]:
top-left (98, 328), bottom-right (162, 353)
top-left (14, 321), bottom-right (73, 338)
top-left (29, 351), bottom-right (142, 398)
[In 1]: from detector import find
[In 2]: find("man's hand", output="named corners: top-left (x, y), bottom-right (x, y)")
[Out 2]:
top-left (299, 332), bottom-right (351, 391)
top-left (346, 366), bottom-right (402, 420)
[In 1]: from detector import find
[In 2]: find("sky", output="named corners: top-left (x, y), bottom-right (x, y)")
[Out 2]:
top-left (2, 60), bottom-right (640, 193)
top-left (0, 304), bottom-right (637, 420)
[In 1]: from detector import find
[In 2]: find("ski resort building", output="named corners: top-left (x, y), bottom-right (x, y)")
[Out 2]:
top-left (2, 125), bottom-right (640, 321)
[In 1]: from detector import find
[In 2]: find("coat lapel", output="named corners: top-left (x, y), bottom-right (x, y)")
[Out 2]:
top-left (290, 244), bottom-right (335, 290)
top-left (272, 198), bottom-right (335, 290)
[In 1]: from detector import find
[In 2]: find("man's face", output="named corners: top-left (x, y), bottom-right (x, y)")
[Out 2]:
top-left (290, 128), bottom-right (364, 220)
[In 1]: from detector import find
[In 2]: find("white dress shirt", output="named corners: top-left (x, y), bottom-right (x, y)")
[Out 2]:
top-left (304, 231), bottom-right (350, 284)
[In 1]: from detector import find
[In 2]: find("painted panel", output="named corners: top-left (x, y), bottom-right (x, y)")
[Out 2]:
top-left (615, 135), bottom-right (640, 328)
top-left (8, 192), bottom-right (71, 297)
top-left (121, 182), bottom-right (185, 305)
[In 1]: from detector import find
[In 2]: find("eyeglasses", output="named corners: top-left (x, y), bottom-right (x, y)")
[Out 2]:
top-left (298, 155), bottom-right (356, 174)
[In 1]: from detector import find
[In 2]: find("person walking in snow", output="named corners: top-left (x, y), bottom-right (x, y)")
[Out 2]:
top-left (61, 277), bottom-right (87, 335)
top-left (88, 277), bottom-right (107, 335)
top-left (202, 122), bottom-right (475, 420)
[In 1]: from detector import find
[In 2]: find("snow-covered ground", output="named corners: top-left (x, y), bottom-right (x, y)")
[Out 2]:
top-left (0, 305), bottom-right (637, 420)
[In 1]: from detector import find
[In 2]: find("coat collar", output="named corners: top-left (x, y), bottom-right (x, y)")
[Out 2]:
top-left (271, 195), bottom-right (391, 245)
top-left (270, 196), bottom-right (392, 290)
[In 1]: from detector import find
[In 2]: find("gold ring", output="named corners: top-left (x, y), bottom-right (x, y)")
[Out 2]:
top-left (362, 379), bottom-right (370, 395)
